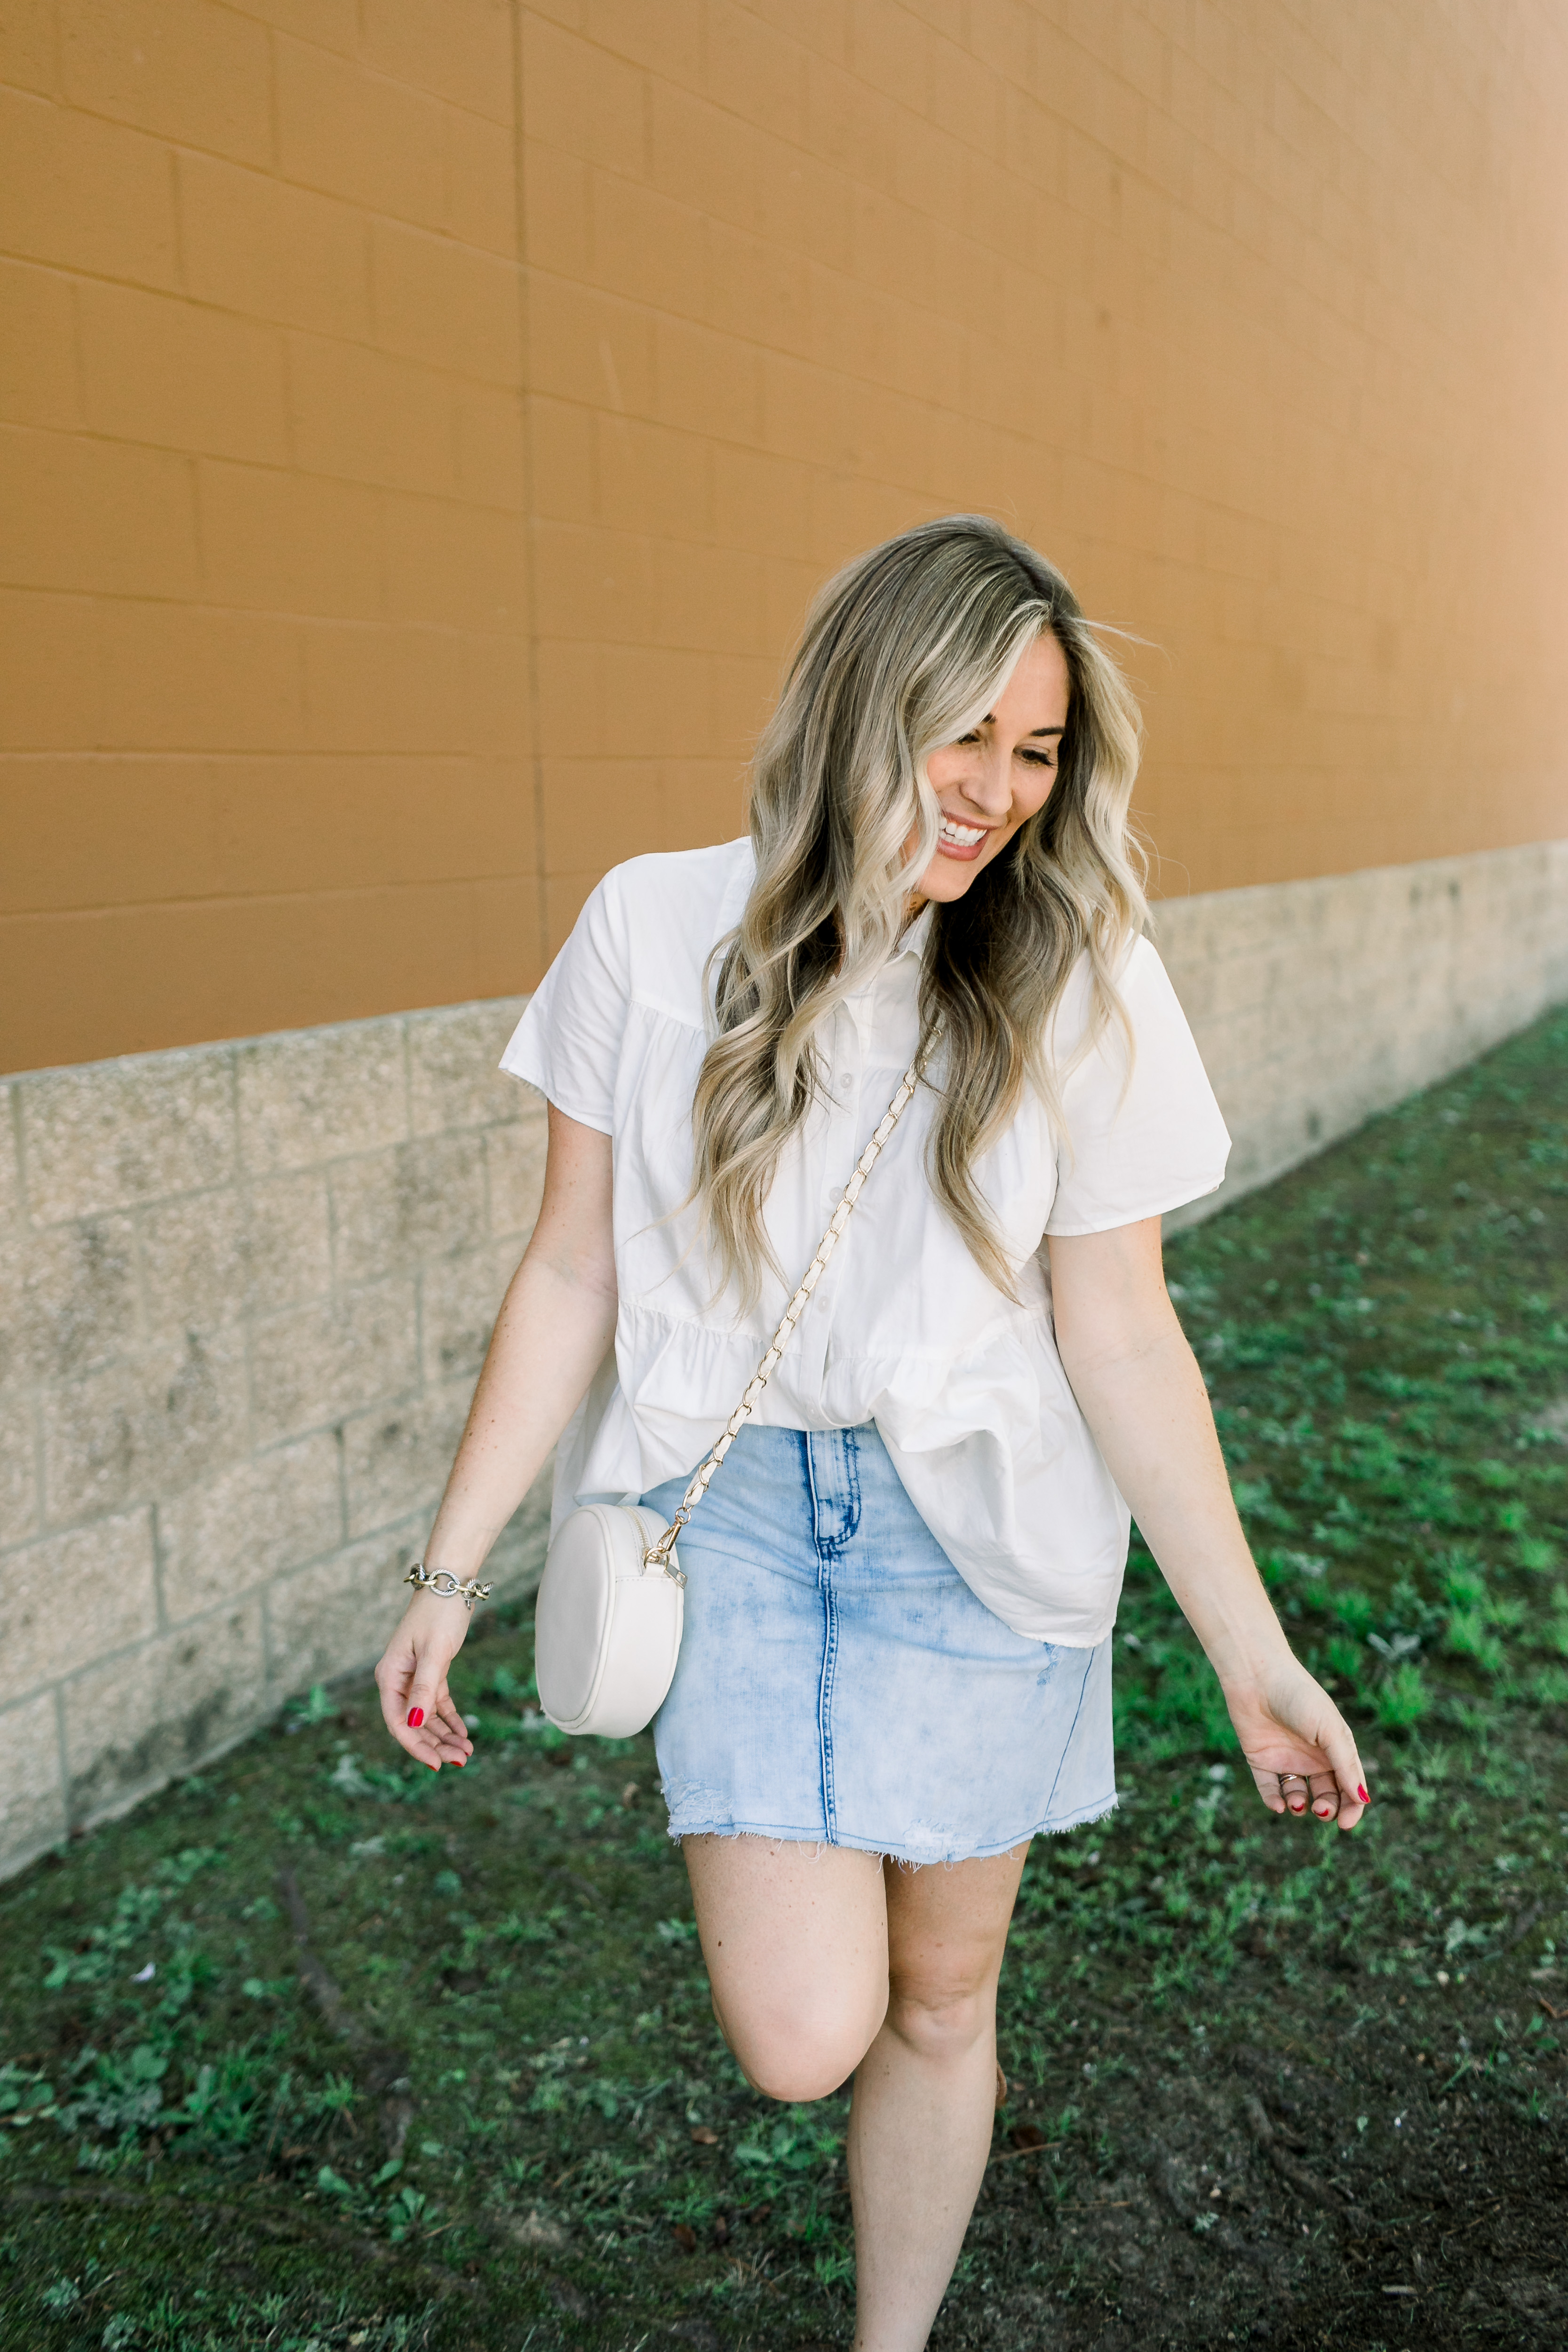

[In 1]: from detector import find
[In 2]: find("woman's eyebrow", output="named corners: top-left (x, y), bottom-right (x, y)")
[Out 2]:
top-left (1028, 725), bottom-right (1066, 738)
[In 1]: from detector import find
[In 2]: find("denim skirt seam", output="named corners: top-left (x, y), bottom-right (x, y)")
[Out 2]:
top-left (1039, 1644), bottom-right (1098, 1821)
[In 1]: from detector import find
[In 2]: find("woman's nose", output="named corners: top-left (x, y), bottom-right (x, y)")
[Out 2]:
top-left (959, 746), bottom-right (1013, 818)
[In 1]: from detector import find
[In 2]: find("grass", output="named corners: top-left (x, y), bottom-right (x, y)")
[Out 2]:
top-left (1, 1005), bottom-right (1566, 2351)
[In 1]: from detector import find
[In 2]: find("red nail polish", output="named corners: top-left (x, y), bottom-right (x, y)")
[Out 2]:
top-left (1357, 1784), bottom-right (1369, 1803)
top-left (453, 1756), bottom-right (465, 1767)
top-left (407, 1706), bottom-right (424, 1729)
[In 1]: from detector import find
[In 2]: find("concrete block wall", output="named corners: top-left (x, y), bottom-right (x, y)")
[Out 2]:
top-left (0, 997), bottom-right (546, 1879)
top-left (1159, 839), bottom-right (1568, 1227)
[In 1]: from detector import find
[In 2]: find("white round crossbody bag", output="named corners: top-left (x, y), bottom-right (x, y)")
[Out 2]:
top-left (533, 1057), bottom-right (923, 1738)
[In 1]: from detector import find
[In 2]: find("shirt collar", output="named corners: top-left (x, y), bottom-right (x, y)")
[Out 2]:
top-left (896, 901), bottom-right (935, 962)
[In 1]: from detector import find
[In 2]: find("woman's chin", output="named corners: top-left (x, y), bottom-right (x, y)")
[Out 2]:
top-left (916, 849), bottom-right (989, 900)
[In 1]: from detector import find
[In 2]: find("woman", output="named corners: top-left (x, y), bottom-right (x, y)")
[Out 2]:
top-left (375, 516), bottom-right (1367, 2352)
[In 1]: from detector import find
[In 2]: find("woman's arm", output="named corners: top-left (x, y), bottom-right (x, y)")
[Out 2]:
top-left (1047, 1217), bottom-right (1368, 1828)
top-left (374, 1105), bottom-right (617, 1768)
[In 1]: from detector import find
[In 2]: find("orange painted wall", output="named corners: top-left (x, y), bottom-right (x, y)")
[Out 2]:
top-left (3, 0), bottom-right (1568, 1072)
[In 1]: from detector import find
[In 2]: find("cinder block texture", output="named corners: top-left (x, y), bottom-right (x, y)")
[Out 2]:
top-left (158, 1431), bottom-right (343, 1624)
top-left (0, 998), bottom-right (544, 1878)
top-left (64, 1599), bottom-right (269, 1822)
top-left (263, 1517), bottom-right (428, 1702)
top-left (1159, 842), bottom-right (1568, 1229)
top-left (20, 1053), bottom-right (237, 1219)
top-left (11, 1510), bottom-right (159, 1699)
top-left (0, 1692), bottom-right (69, 1876)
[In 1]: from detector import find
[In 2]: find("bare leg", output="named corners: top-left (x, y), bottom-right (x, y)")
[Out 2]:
top-left (847, 1846), bottom-right (1027, 2352)
top-left (682, 1834), bottom-right (890, 2098)
top-left (681, 1833), bottom-right (1026, 2350)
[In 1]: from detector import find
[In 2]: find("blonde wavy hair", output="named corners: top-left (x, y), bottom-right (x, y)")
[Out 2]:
top-left (691, 515), bottom-right (1148, 1305)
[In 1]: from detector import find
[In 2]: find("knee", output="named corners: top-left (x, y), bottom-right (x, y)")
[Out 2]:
top-left (884, 1975), bottom-right (994, 2066)
top-left (718, 1989), bottom-right (884, 2105)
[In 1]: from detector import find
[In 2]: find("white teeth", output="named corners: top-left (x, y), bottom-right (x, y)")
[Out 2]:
top-left (938, 818), bottom-right (986, 846)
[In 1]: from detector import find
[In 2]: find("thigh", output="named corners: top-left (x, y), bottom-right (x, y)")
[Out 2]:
top-left (884, 1843), bottom-right (1029, 2002)
top-left (683, 1834), bottom-right (891, 2099)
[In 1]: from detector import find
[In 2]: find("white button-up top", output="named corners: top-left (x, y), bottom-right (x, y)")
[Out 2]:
top-left (501, 838), bottom-right (1230, 1646)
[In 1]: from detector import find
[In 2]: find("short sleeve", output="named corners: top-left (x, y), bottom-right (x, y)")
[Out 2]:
top-left (1043, 938), bottom-right (1231, 1235)
top-left (498, 872), bottom-right (630, 1134)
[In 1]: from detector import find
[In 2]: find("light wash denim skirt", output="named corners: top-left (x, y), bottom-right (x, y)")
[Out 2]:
top-left (642, 1422), bottom-right (1115, 1867)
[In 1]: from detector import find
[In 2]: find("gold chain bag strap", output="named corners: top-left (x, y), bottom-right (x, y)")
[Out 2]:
top-left (533, 1057), bottom-right (924, 1737)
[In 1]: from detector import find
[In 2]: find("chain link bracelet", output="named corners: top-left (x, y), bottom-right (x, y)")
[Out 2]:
top-left (404, 1562), bottom-right (492, 1610)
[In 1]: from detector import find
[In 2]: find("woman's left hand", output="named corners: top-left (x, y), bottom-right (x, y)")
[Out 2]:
top-left (1224, 1654), bottom-right (1369, 1829)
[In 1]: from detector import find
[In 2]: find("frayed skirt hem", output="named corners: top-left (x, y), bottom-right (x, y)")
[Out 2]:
top-left (664, 1788), bottom-right (1118, 1868)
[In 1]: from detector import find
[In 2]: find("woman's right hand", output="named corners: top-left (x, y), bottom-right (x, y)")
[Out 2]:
top-left (369, 1106), bottom-right (616, 1775)
top-left (374, 1594), bottom-right (477, 1771)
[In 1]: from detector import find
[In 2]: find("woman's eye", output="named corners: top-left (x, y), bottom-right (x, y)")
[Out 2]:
top-left (1019, 748), bottom-right (1056, 768)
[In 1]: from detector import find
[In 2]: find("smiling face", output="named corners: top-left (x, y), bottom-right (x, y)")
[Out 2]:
top-left (909, 630), bottom-right (1071, 906)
